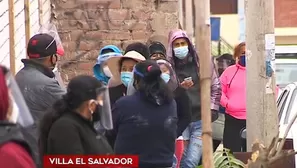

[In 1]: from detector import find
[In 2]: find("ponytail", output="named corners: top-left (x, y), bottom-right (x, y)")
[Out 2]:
top-left (134, 61), bottom-right (174, 105)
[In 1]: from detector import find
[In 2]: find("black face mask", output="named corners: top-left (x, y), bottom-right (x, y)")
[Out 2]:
top-left (50, 55), bottom-right (57, 70)
top-left (92, 104), bottom-right (102, 122)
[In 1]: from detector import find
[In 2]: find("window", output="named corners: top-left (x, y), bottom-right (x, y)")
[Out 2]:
top-left (210, 0), bottom-right (238, 14)
top-left (275, 63), bottom-right (297, 88)
top-left (278, 89), bottom-right (289, 121)
top-left (284, 88), bottom-right (297, 124)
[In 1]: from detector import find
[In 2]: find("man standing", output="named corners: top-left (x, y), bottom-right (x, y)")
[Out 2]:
top-left (167, 29), bottom-right (221, 168)
top-left (15, 33), bottom-right (66, 166)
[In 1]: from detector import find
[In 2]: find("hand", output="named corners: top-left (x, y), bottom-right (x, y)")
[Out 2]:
top-left (180, 80), bottom-right (194, 89)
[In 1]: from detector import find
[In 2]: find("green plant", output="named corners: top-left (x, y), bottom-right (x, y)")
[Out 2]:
top-left (196, 148), bottom-right (245, 168)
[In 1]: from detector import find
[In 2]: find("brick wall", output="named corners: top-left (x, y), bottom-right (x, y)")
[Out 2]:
top-left (0, 0), bottom-right (51, 72)
top-left (51, 0), bottom-right (178, 82)
top-left (275, 0), bottom-right (297, 27)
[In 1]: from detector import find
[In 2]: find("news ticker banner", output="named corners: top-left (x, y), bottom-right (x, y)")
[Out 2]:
top-left (43, 155), bottom-right (138, 167)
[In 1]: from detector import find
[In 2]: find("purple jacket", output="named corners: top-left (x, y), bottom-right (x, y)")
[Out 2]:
top-left (167, 29), bottom-right (221, 114)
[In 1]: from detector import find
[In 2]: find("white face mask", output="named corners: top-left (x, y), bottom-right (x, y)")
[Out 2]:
top-left (103, 66), bottom-right (112, 77)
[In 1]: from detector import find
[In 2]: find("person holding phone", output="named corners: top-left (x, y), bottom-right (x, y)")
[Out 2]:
top-left (167, 29), bottom-right (221, 168)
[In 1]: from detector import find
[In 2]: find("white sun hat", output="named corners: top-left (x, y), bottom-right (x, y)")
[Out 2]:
top-left (106, 51), bottom-right (146, 87)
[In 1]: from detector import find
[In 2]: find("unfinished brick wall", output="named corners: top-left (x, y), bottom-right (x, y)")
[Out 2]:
top-left (50, 0), bottom-right (178, 82)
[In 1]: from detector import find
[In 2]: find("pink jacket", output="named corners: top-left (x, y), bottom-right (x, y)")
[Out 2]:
top-left (220, 64), bottom-right (246, 119)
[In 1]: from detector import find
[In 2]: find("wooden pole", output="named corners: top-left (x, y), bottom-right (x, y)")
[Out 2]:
top-left (185, 0), bottom-right (194, 40)
top-left (38, 0), bottom-right (43, 26)
top-left (8, 0), bottom-right (16, 75)
top-left (194, 0), bottom-right (214, 167)
top-left (246, 0), bottom-right (278, 151)
top-left (178, 0), bottom-right (184, 29)
top-left (24, 0), bottom-right (31, 47)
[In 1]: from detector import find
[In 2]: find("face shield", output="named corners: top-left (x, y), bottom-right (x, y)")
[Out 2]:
top-left (95, 86), bottom-right (113, 130)
top-left (5, 71), bottom-right (34, 127)
top-left (156, 59), bottom-right (178, 91)
top-left (53, 67), bottom-right (66, 89)
top-left (126, 77), bottom-right (136, 96)
top-left (38, 23), bottom-right (64, 56)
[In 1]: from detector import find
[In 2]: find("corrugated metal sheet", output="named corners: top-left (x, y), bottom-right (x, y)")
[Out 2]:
top-left (0, 0), bottom-right (51, 72)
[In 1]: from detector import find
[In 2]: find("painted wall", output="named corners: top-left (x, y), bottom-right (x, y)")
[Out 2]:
top-left (0, 0), bottom-right (52, 72)
top-left (212, 14), bottom-right (297, 47)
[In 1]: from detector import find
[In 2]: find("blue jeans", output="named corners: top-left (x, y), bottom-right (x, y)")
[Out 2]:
top-left (180, 120), bottom-right (202, 168)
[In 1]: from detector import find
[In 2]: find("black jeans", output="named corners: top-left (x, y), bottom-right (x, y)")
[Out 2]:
top-left (223, 113), bottom-right (246, 152)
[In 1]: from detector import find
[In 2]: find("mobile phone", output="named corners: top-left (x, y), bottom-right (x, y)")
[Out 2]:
top-left (184, 77), bottom-right (192, 81)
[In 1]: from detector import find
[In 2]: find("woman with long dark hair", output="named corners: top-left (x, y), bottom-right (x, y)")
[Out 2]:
top-left (111, 60), bottom-right (177, 168)
top-left (39, 75), bottom-right (113, 155)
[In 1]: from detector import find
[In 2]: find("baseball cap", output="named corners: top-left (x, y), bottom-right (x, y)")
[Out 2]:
top-left (27, 33), bottom-right (58, 59)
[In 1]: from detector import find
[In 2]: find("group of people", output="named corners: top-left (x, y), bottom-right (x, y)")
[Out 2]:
top-left (0, 29), bottom-right (250, 168)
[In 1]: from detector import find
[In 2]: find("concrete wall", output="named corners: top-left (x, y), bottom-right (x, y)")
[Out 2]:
top-left (51, 0), bottom-right (178, 81)
top-left (0, 0), bottom-right (52, 72)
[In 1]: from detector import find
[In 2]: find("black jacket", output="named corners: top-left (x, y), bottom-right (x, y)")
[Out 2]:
top-left (109, 84), bottom-right (127, 106)
top-left (112, 92), bottom-right (177, 168)
top-left (174, 86), bottom-right (191, 137)
top-left (45, 112), bottom-right (113, 155)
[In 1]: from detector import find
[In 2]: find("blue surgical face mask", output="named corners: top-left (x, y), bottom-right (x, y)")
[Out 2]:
top-left (239, 55), bottom-right (246, 67)
top-left (173, 46), bottom-right (189, 59)
top-left (120, 72), bottom-right (133, 87)
top-left (161, 73), bottom-right (170, 83)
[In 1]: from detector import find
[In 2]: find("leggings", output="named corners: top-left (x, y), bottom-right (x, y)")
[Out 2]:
top-left (223, 113), bottom-right (246, 152)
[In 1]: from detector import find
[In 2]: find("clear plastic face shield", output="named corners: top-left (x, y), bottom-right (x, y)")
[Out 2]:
top-left (38, 23), bottom-right (64, 56)
top-left (156, 59), bottom-right (178, 91)
top-left (126, 77), bottom-right (136, 96)
top-left (39, 23), bottom-right (66, 87)
top-left (5, 70), bottom-right (34, 127)
top-left (98, 53), bottom-right (123, 78)
top-left (95, 86), bottom-right (113, 130)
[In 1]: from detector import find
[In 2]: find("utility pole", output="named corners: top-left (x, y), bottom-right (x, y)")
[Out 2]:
top-left (194, 0), bottom-right (214, 168)
top-left (185, 0), bottom-right (194, 41)
top-left (246, 0), bottom-right (278, 151)
top-left (8, 0), bottom-right (16, 75)
top-left (178, 0), bottom-right (184, 29)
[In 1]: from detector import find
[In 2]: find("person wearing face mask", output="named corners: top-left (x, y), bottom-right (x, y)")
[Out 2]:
top-left (167, 29), bottom-right (221, 168)
top-left (111, 60), bottom-right (177, 168)
top-left (15, 33), bottom-right (66, 167)
top-left (106, 51), bottom-right (146, 106)
top-left (93, 45), bottom-right (123, 85)
top-left (39, 75), bottom-right (113, 155)
top-left (104, 51), bottom-right (146, 148)
top-left (0, 65), bottom-right (36, 168)
top-left (220, 42), bottom-right (247, 152)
